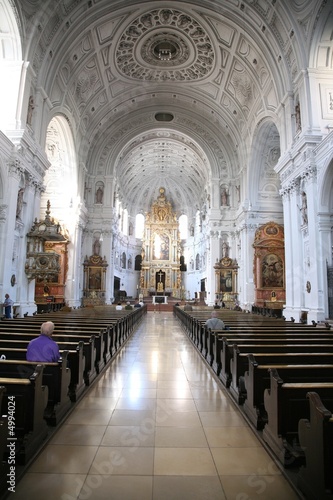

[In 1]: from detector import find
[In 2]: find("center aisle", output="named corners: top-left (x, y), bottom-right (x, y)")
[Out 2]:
top-left (13, 312), bottom-right (301, 500)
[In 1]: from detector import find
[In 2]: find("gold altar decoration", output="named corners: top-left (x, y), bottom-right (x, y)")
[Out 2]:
top-left (140, 187), bottom-right (182, 297)
top-left (214, 256), bottom-right (238, 305)
top-left (253, 221), bottom-right (285, 307)
top-left (25, 200), bottom-right (69, 309)
top-left (82, 254), bottom-right (108, 306)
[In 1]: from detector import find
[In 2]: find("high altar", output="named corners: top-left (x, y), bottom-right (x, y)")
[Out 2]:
top-left (140, 187), bottom-right (182, 298)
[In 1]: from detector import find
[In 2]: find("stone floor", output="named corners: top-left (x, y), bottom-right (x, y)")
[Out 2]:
top-left (11, 311), bottom-right (303, 500)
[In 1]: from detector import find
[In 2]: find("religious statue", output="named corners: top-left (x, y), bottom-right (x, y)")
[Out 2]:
top-left (16, 188), bottom-right (24, 218)
top-left (295, 102), bottom-right (301, 132)
top-left (300, 191), bottom-right (308, 225)
top-left (221, 187), bottom-right (228, 206)
top-left (222, 241), bottom-right (229, 258)
top-left (93, 238), bottom-right (101, 256)
top-left (27, 95), bottom-right (35, 126)
top-left (95, 186), bottom-right (103, 204)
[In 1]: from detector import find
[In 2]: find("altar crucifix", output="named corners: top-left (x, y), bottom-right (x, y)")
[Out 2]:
top-left (157, 270), bottom-right (164, 292)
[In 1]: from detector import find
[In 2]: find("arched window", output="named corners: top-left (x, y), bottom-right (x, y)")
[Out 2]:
top-left (135, 213), bottom-right (144, 239)
top-left (179, 214), bottom-right (188, 239)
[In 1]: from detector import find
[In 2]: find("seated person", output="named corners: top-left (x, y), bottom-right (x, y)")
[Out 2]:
top-left (115, 302), bottom-right (123, 310)
top-left (26, 321), bottom-right (60, 362)
top-left (205, 311), bottom-right (226, 330)
top-left (125, 301), bottom-right (133, 310)
top-left (183, 303), bottom-right (193, 311)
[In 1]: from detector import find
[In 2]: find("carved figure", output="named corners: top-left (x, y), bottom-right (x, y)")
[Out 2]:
top-left (93, 238), bottom-right (101, 256)
top-left (221, 187), bottom-right (228, 206)
top-left (27, 96), bottom-right (35, 125)
top-left (16, 188), bottom-right (24, 218)
top-left (300, 191), bottom-right (308, 225)
top-left (95, 186), bottom-right (103, 204)
top-left (222, 242), bottom-right (229, 258)
top-left (295, 102), bottom-right (301, 132)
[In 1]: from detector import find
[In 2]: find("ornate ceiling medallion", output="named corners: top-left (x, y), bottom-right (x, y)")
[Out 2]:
top-left (116, 9), bottom-right (215, 82)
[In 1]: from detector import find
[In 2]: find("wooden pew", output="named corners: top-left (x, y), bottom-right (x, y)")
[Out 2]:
top-left (243, 354), bottom-right (333, 429)
top-left (297, 392), bottom-right (333, 500)
top-left (0, 344), bottom-right (86, 403)
top-left (0, 355), bottom-right (72, 426)
top-left (227, 342), bottom-right (333, 401)
top-left (0, 327), bottom-right (103, 376)
top-left (262, 368), bottom-right (333, 467)
top-left (0, 365), bottom-right (49, 465)
top-left (0, 337), bottom-right (96, 387)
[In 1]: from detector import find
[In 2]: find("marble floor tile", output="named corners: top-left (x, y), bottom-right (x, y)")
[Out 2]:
top-left (13, 312), bottom-right (302, 500)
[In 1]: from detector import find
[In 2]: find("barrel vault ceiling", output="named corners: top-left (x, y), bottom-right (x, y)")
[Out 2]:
top-left (17, 0), bottom-right (321, 216)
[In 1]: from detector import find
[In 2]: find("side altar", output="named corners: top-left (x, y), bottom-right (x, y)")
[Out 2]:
top-left (82, 253), bottom-right (108, 306)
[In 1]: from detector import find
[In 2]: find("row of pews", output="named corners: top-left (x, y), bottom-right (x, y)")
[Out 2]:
top-left (174, 306), bottom-right (333, 500)
top-left (0, 305), bottom-right (146, 495)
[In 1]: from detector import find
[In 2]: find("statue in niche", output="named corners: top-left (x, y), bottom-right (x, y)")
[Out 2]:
top-left (221, 187), bottom-right (228, 206)
top-left (93, 238), bottom-right (101, 256)
top-left (300, 191), bottom-right (308, 225)
top-left (235, 185), bottom-right (240, 203)
top-left (295, 102), bottom-right (301, 132)
top-left (95, 186), bottom-right (103, 204)
top-left (16, 188), bottom-right (24, 218)
top-left (27, 96), bottom-right (35, 126)
top-left (222, 242), bottom-right (229, 258)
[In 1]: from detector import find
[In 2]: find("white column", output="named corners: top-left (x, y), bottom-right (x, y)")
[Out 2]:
top-left (303, 166), bottom-right (326, 323)
top-left (207, 231), bottom-right (219, 305)
top-left (238, 223), bottom-right (257, 311)
top-left (282, 180), bottom-right (303, 321)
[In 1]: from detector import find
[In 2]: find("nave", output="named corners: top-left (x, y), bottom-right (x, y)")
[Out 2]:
top-left (12, 312), bottom-right (300, 500)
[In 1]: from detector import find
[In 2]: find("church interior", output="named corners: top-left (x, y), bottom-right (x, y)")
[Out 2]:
top-left (0, 0), bottom-right (333, 499)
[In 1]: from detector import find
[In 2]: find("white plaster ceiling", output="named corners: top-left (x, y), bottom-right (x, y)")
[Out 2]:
top-left (17, 0), bottom-right (321, 216)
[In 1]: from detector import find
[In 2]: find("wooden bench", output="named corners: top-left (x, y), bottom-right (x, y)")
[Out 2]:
top-left (0, 337), bottom-right (96, 387)
top-left (0, 327), bottom-right (104, 375)
top-left (262, 368), bottom-right (333, 467)
top-left (227, 343), bottom-right (333, 401)
top-left (207, 331), bottom-right (333, 377)
top-left (0, 344), bottom-right (86, 403)
top-left (0, 365), bottom-right (49, 465)
top-left (242, 355), bottom-right (333, 429)
top-left (0, 356), bottom-right (72, 426)
top-left (297, 392), bottom-right (333, 500)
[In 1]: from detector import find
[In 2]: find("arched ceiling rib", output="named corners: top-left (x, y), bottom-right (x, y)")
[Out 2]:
top-left (115, 132), bottom-right (210, 215)
top-left (15, 0), bottom-right (323, 216)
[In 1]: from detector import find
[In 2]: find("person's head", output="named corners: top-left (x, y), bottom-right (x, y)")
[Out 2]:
top-left (211, 311), bottom-right (218, 318)
top-left (40, 321), bottom-right (55, 337)
top-left (127, 301), bottom-right (130, 305)
top-left (5, 294), bottom-right (9, 299)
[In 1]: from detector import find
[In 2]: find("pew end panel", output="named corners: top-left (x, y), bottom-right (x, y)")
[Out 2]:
top-left (263, 369), bottom-right (333, 468)
top-left (298, 392), bottom-right (333, 500)
top-left (0, 365), bottom-right (49, 465)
